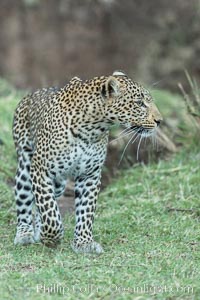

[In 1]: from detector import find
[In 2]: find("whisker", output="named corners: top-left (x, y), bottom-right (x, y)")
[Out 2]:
top-left (110, 129), bottom-right (133, 143)
top-left (131, 129), bottom-right (141, 144)
top-left (151, 135), bottom-right (153, 149)
top-left (110, 126), bottom-right (139, 144)
top-left (117, 126), bottom-right (157, 164)
top-left (118, 127), bottom-right (132, 136)
top-left (136, 134), bottom-right (143, 161)
top-left (151, 133), bottom-right (155, 149)
top-left (118, 130), bottom-right (139, 165)
top-left (144, 134), bottom-right (148, 147)
top-left (150, 76), bottom-right (168, 87)
top-left (155, 132), bottom-right (158, 152)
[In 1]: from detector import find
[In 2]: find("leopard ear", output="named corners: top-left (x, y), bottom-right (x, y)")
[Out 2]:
top-left (101, 76), bottom-right (120, 100)
top-left (112, 70), bottom-right (127, 77)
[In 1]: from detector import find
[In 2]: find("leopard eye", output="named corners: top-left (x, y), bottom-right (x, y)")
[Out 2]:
top-left (136, 100), bottom-right (146, 108)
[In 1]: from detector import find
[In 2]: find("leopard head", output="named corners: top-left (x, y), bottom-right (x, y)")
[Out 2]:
top-left (101, 71), bottom-right (162, 136)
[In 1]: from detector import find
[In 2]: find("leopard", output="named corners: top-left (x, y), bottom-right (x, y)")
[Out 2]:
top-left (13, 70), bottom-right (162, 254)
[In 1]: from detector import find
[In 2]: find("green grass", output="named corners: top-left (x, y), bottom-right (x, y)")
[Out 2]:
top-left (0, 80), bottom-right (199, 300)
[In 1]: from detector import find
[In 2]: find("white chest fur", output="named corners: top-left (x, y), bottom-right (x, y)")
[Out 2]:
top-left (51, 138), bottom-right (107, 181)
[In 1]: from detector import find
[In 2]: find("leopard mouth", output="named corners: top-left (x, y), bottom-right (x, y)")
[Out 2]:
top-left (130, 125), bottom-right (155, 137)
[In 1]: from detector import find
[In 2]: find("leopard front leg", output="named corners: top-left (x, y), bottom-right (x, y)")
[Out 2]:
top-left (33, 178), bottom-right (67, 243)
top-left (30, 159), bottom-right (64, 248)
top-left (71, 173), bottom-right (103, 254)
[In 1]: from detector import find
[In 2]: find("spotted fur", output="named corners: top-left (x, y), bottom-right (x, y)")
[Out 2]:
top-left (13, 71), bottom-right (162, 253)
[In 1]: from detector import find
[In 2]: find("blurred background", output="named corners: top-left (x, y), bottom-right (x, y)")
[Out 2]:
top-left (0, 0), bottom-right (200, 91)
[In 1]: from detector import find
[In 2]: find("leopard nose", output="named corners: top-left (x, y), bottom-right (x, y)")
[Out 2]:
top-left (154, 119), bottom-right (161, 126)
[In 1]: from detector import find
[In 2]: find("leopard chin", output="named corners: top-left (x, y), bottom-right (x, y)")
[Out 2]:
top-left (141, 128), bottom-right (156, 137)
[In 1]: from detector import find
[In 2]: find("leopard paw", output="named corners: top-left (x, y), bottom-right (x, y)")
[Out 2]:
top-left (14, 233), bottom-right (35, 245)
top-left (71, 240), bottom-right (104, 254)
top-left (40, 236), bottom-right (62, 248)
